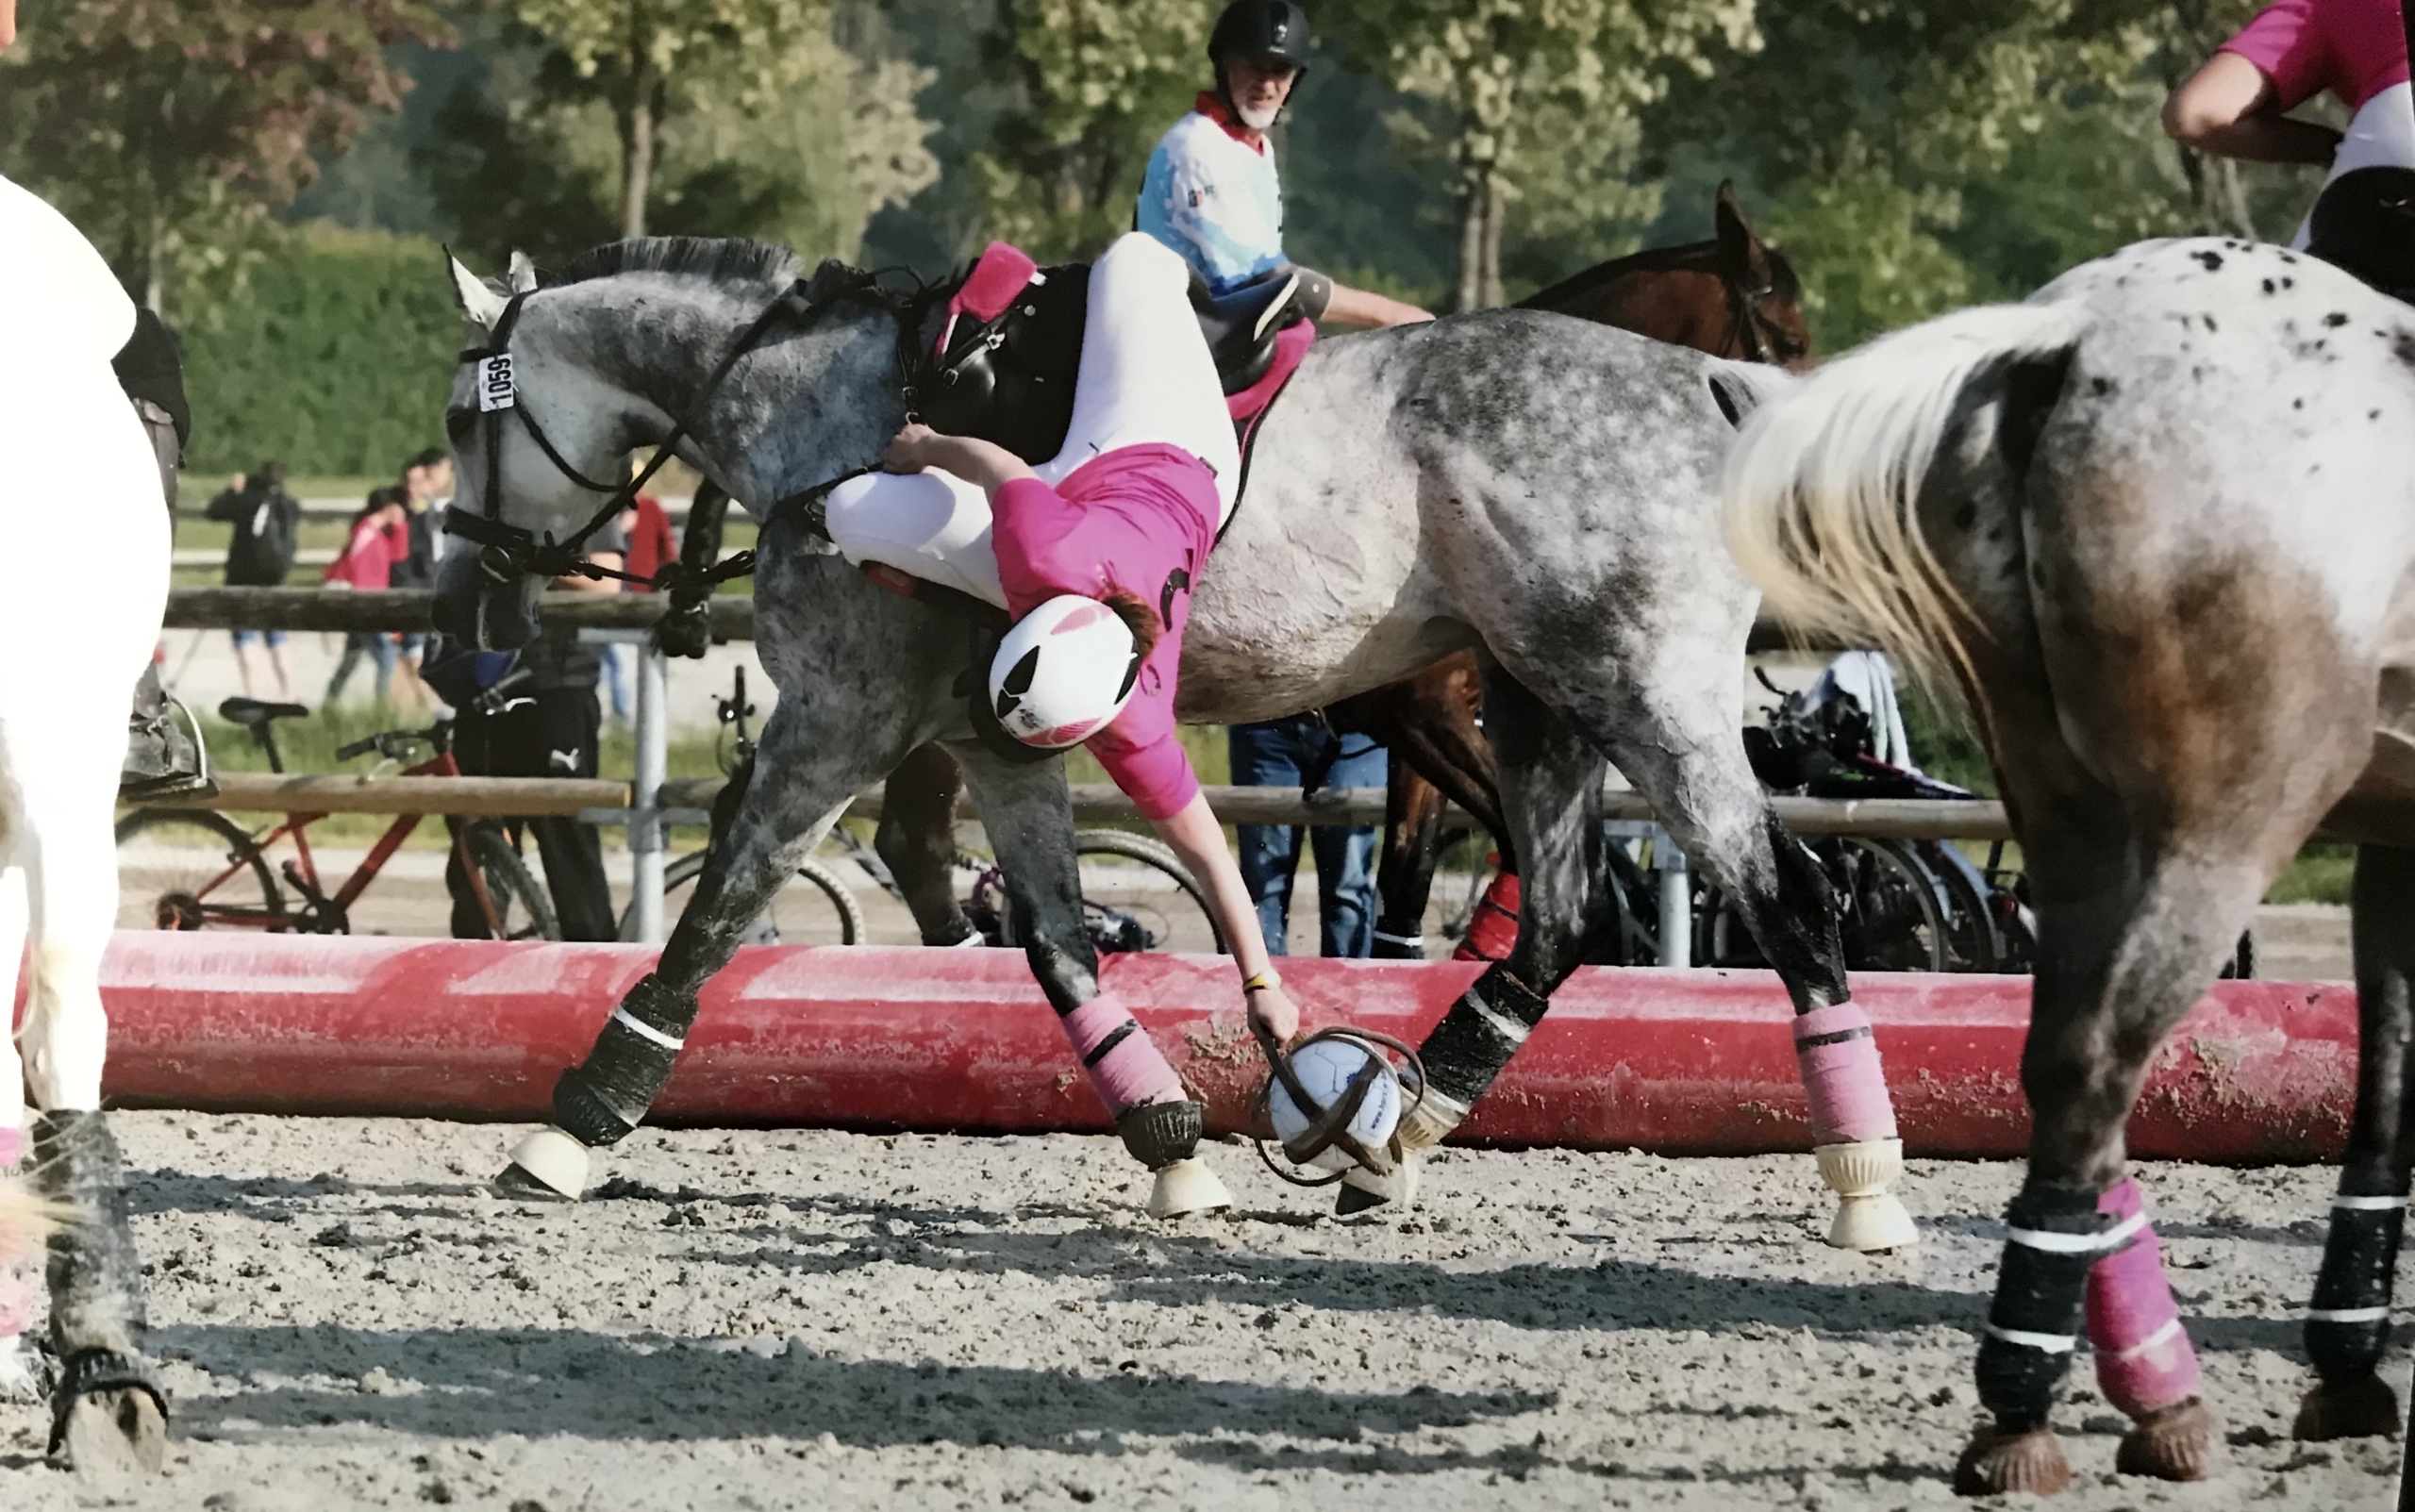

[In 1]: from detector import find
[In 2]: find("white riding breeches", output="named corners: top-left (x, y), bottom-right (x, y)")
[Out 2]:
top-left (825, 232), bottom-right (1238, 601)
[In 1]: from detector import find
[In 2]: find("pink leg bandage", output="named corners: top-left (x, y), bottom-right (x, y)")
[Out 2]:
top-left (1059, 994), bottom-right (1183, 1115)
top-left (1453, 872), bottom-right (1522, 963)
top-left (0, 1123), bottom-right (30, 1340)
top-left (1793, 1002), bottom-right (1898, 1144)
top-left (0, 1126), bottom-right (19, 1167)
top-left (2087, 1177), bottom-right (2202, 1417)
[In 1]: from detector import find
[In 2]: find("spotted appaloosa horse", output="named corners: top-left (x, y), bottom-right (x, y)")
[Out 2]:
top-left (1725, 235), bottom-right (2415, 1492)
top-left (877, 182), bottom-right (1815, 967)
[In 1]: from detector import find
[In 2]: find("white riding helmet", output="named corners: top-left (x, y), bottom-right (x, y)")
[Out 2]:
top-left (989, 594), bottom-right (1142, 749)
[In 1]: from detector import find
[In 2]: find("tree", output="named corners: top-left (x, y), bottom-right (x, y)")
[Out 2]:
top-left (1324, 0), bottom-right (1757, 309)
top-left (0, 0), bottom-right (451, 317)
top-left (969, 0), bottom-right (1210, 261)
top-left (504, 0), bottom-right (841, 238)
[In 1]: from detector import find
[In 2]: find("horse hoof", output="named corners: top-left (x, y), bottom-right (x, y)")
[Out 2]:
top-left (1953, 1425), bottom-right (2071, 1497)
top-left (57, 1386), bottom-right (168, 1477)
top-left (1815, 1139), bottom-right (1918, 1252)
top-left (1335, 1155), bottom-right (1419, 1217)
top-left (2116, 1398), bottom-right (2221, 1480)
top-left (495, 1127), bottom-right (590, 1201)
top-left (1144, 1157), bottom-right (1231, 1221)
top-left (2293, 1374), bottom-right (2401, 1441)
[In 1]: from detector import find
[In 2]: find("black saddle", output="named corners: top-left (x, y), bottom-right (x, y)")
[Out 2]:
top-left (918, 261), bottom-right (1305, 464)
top-left (218, 697), bottom-right (309, 728)
top-left (2307, 167), bottom-right (2415, 305)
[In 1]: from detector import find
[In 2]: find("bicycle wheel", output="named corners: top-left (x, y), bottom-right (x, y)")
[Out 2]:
top-left (460, 826), bottom-right (560, 941)
top-left (1072, 829), bottom-right (1225, 955)
top-left (641, 850), bottom-right (865, 945)
top-left (1919, 841), bottom-right (2001, 972)
top-left (114, 809), bottom-right (286, 930)
top-left (1835, 838), bottom-right (1949, 973)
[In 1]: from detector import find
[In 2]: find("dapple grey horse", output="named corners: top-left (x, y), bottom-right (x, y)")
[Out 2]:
top-left (1726, 235), bottom-right (2415, 1493)
top-left (432, 237), bottom-right (1905, 1247)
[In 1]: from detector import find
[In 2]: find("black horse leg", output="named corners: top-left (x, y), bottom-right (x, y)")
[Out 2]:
top-left (946, 740), bottom-right (1231, 1218)
top-left (1341, 664), bottom-right (1612, 1213)
top-left (1370, 763), bottom-right (1448, 958)
top-left (2295, 841), bottom-right (2415, 1440)
top-left (876, 741), bottom-right (979, 945)
top-left (499, 691), bottom-right (924, 1199)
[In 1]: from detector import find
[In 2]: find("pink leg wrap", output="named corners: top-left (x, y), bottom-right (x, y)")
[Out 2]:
top-left (1453, 872), bottom-right (1522, 962)
top-left (1792, 1002), bottom-right (1898, 1144)
top-left (1059, 994), bottom-right (1183, 1115)
top-left (2087, 1177), bottom-right (2202, 1417)
top-left (0, 1124), bottom-right (29, 1341)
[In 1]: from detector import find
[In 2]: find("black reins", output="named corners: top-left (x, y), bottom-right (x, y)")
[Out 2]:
top-left (442, 261), bottom-right (935, 600)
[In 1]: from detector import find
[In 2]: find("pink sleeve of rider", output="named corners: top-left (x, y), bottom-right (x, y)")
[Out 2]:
top-left (1091, 730), bottom-right (1201, 822)
top-left (2220, 0), bottom-right (2335, 109)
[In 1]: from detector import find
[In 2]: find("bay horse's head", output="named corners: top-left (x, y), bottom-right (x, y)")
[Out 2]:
top-left (1522, 181), bottom-right (1813, 372)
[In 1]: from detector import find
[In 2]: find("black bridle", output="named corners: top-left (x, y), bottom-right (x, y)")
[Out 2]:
top-left (441, 261), bottom-right (934, 597)
top-left (1723, 268), bottom-right (1781, 366)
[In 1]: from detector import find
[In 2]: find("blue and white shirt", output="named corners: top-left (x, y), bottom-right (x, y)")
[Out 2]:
top-left (1136, 94), bottom-right (1287, 295)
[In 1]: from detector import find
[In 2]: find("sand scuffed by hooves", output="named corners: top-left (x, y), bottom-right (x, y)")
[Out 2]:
top-left (0, 1112), bottom-right (2399, 1509)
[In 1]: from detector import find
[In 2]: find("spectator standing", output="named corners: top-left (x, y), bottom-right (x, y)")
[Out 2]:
top-left (207, 459), bottom-right (301, 700)
top-left (602, 489), bottom-right (678, 721)
top-left (322, 487), bottom-right (408, 706)
top-left (392, 447), bottom-right (451, 690)
top-left (442, 521), bottom-right (629, 941)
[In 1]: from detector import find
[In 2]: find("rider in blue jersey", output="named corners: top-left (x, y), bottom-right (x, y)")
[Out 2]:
top-left (1139, 0), bottom-right (1427, 959)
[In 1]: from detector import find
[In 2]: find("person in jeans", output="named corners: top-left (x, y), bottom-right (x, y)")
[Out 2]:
top-left (1229, 719), bottom-right (1385, 956)
top-left (208, 458), bottom-right (300, 700)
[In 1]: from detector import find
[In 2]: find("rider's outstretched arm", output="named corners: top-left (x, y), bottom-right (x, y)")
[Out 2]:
top-left (884, 424), bottom-right (1035, 493)
top-left (1149, 789), bottom-right (1302, 1042)
top-left (2162, 52), bottom-right (2340, 165)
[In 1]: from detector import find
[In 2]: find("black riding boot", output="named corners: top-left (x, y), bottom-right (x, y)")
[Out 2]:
top-left (120, 661), bottom-right (212, 802)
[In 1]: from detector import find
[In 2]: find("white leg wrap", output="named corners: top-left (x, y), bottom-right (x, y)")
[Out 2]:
top-left (1145, 1156), bottom-right (1232, 1221)
top-left (1815, 1138), bottom-right (1918, 1252)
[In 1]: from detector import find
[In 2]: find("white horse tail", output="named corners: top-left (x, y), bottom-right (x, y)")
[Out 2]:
top-left (1722, 302), bottom-right (2087, 686)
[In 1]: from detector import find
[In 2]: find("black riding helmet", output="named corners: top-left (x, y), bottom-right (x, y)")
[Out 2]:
top-left (1208, 0), bottom-right (1311, 75)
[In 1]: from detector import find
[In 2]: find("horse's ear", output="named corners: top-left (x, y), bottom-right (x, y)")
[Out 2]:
top-left (1715, 181), bottom-right (1774, 289)
top-left (507, 250), bottom-right (540, 294)
top-left (446, 248), bottom-right (508, 333)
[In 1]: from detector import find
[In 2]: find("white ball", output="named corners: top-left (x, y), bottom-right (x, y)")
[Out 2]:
top-left (1268, 1038), bottom-right (1402, 1172)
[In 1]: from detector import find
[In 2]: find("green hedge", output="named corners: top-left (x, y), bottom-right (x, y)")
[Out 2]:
top-left (183, 225), bottom-right (459, 478)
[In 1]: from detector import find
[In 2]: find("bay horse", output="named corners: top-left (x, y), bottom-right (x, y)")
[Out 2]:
top-left (876, 182), bottom-right (1812, 968)
top-left (432, 229), bottom-right (1907, 1254)
top-left (1724, 235), bottom-right (2415, 1492)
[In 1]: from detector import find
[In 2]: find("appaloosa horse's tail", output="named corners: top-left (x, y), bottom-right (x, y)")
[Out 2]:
top-left (1721, 301), bottom-right (2084, 690)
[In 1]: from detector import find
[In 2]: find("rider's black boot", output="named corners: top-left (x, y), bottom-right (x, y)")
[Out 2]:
top-left (119, 661), bottom-right (213, 803)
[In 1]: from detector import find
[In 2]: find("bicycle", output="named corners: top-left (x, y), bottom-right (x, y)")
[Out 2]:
top-left (116, 687), bottom-right (558, 939)
top-left (631, 667), bottom-right (1226, 953)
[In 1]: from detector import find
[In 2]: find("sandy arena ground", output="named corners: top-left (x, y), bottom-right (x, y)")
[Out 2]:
top-left (0, 1115), bottom-right (2402, 1510)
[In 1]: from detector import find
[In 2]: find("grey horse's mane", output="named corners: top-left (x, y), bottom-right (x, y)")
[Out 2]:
top-left (548, 237), bottom-right (809, 291)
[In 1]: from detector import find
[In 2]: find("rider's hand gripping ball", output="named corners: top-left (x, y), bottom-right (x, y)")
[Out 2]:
top-left (1254, 1024), bottom-right (1426, 1186)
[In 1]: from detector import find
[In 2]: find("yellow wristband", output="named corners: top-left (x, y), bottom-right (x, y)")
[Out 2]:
top-left (1241, 969), bottom-right (1282, 995)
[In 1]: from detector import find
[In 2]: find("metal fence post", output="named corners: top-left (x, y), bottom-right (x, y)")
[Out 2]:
top-left (1655, 827), bottom-right (1692, 970)
top-left (631, 637), bottom-right (670, 944)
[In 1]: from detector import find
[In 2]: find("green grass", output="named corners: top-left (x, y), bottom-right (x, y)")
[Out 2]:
top-left (2269, 843), bottom-right (2356, 906)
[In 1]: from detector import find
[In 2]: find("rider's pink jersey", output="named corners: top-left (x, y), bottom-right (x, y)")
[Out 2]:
top-left (992, 442), bottom-right (1219, 821)
top-left (2222, 0), bottom-right (2409, 111)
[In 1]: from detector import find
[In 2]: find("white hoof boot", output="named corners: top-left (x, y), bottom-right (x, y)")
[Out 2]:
top-left (1145, 1157), bottom-right (1232, 1220)
top-left (1817, 1138), bottom-right (1918, 1252)
top-left (0, 1336), bottom-right (38, 1403)
top-left (500, 1126), bottom-right (592, 1200)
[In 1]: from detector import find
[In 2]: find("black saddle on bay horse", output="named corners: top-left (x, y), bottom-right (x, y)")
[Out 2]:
top-left (918, 263), bottom-right (1307, 465)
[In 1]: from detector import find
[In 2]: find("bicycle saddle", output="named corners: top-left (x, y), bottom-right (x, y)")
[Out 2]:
top-left (217, 697), bottom-right (309, 728)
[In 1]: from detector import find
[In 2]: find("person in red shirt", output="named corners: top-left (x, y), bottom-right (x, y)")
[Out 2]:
top-left (324, 487), bottom-right (425, 707)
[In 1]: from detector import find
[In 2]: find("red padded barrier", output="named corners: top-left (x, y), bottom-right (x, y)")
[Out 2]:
top-left (75, 934), bottom-right (2357, 1162)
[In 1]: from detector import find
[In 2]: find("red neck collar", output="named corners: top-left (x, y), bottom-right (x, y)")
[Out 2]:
top-left (1195, 91), bottom-right (1266, 152)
